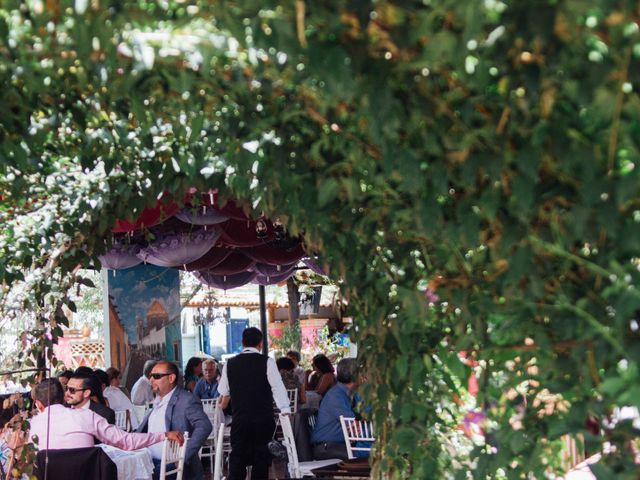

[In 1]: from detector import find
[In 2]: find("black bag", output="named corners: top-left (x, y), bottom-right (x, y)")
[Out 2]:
top-left (268, 439), bottom-right (288, 460)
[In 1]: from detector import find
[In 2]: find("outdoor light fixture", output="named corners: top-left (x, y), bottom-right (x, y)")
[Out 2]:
top-left (255, 218), bottom-right (269, 240)
top-left (273, 217), bottom-right (285, 241)
top-left (193, 290), bottom-right (230, 326)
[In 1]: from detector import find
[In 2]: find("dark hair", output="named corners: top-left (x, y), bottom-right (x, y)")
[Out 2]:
top-left (34, 378), bottom-right (64, 407)
top-left (184, 357), bottom-right (202, 380)
top-left (57, 370), bottom-right (73, 380)
top-left (94, 369), bottom-right (109, 387)
top-left (70, 371), bottom-right (107, 405)
top-left (106, 367), bottom-right (120, 384)
top-left (74, 366), bottom-right (94, 376)
top-left (155, 361), bottom-right (179, 386)
top-left (276, 357), bottom-right (295, 371)
top-left (312, 354), bottom-right (334, 375)
top-left (286, 351), bottom-right (301, 362)
top-left (242, 327), bottom-right (263, 348)
top-left (336, 358), bottom-right (357, 384)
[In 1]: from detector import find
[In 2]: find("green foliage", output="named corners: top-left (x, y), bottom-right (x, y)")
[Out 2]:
top-left (269, 323), bottom-right (302, 358)
top-left (1, 0), bottom-right (640, 478)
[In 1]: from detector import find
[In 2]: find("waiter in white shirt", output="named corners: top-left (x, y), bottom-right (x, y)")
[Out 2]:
top-left (218, 327), bottom-right (291, 480)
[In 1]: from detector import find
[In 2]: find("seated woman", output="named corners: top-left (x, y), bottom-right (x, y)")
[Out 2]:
top-left (276, 357), bottom-right (306, 405)
top-left (306, 354), bottom-right (336, 397)
top-left (183, 357), bottom-right (203, 393)
top-left (102, 368), bottom-right (139, 428)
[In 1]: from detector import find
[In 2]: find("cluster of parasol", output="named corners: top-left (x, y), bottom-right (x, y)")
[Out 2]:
top-left (99, 190), bottom-right (326, 288)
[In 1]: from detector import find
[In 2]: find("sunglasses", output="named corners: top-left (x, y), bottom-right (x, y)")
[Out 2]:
top-left (150, 373), bottom-right (172, 380)
top-left (64, 386), bottom-right (88, 394)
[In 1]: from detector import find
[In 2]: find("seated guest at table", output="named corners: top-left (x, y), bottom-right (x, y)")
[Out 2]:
top-left (30, 378), bottom-right (183, 451)
top-left (277, 357), bottom-right (306, 405)
top-left (183, 357), bottom-right (203, 393)
top-left (66, 371), bottom-right (116, 425)
top-left (311, 358), bottom-right (361, 461)
top-left (106, 367), bottom-right (131, 397)
top-left (138, 361), bottom-right (212, 480)
top-left (0, 403), bottom-right (26, 477)
top-left (287, 350), bottom-right (306, 386)
top-left (56, 370), bottom-right (73, 389)
top-left (93, 369), bottom-right (112, 405)
top-left (307, 354), bottom-right (336, 397)
top-left (102, 368), bottom-right (139, 429)
top-left (131, 360), bottom-right (156, 406)
top-left (193, 359), bottom-right (219, 401)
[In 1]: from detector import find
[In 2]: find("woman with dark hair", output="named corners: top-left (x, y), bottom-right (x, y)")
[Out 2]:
top-left (87, 371), bottom-right (109, 407)
top-left (103, 367), bottom-right (138, 427)
top-left (307, 354), bottom-right (336, 397)
top-left (184, 357), bottom-right (203, 392)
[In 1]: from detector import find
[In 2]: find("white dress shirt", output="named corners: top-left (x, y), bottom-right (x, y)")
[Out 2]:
top-left (147, 386), bottom-right (176, 459)
top-left (104, 386), bottom-right (139, 428)
top-left (218, 347), bottom-right (291, 413)
top-left (131, 376), bottom-right (155, 405)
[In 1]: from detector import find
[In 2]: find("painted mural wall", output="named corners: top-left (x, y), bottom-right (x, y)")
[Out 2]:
top-left (107, 264), bottom-right (181, 389)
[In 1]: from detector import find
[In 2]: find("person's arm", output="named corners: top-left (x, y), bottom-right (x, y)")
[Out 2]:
top-left (266, 358), bottom-right (291, 413)
top-left (192, 380), bottom-right (203, 400)
top-left (183, 394), bottom-right (213, 461)
top-left (299, 382), bottom-right (307, 404)
top-left (315, 373), bottom-right (334, 396)
top-left (218, 395), bottom-right (230, 409)
top-left (89, 410), bottom-right (179, 450)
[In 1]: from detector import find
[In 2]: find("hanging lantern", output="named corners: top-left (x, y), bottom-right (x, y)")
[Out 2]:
top-left (255, 218), bottom-right (269, 240)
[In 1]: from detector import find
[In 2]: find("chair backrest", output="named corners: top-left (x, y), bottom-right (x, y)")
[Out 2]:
top-left (114, 410), bottom-right (131, 431)
top-left (35, 447), bottom-right (117, 480)
top-left (279, 413), bottom-right (301, 478)
top-left (213, 424), bottom-right (226, 480)
top-left (160, 432), bottom-right (189, 480)
top-left (339, 416), bottom-right (375, 459)
top-left (308, 412), bottom-right (317, 430)
top-left (286, 389), bottom-right (298, 413)
top-left (201, 398), bottom-right (216, 412)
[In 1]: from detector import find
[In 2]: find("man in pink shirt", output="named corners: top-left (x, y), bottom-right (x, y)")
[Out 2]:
top-left (30, 378), bottom-right (183, 451)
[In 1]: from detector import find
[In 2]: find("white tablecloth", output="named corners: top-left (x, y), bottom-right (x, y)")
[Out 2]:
top-left (99, 444), bottom-right (154, 480)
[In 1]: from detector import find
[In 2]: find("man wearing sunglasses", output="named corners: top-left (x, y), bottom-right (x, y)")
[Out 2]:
top-left (30, 378), bottom-right (184, 451)
top-left (65, 371), bottom-right (116, 425)
top-left (137, 361), bottom-right (212, 480)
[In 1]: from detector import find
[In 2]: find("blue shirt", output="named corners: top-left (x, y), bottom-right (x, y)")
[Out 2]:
top-left (311, 382), bottom-right (354, 444)
top-left (193, 378), bottom-right (219, 400)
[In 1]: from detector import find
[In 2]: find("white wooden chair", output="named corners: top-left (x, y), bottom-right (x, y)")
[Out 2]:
top-left (308, 412), bottom-right (317, 430)
top-left (279, 413), bottom-right (341, 477)
top-left (200, 402), bottom-right (226, 476)
top-left (159, 431), bottom-right (189, 480)
top-left (201, 398), bottom-right (216, 413)
top-left (339, 415), bottom-right (374, 459)
top-left (213, 424), bottom-right (226, 480)
top-left (114, 409), bottom-right (132, 431)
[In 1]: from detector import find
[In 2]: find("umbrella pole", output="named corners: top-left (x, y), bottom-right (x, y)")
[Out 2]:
top-left (259, 285), bottom-right (268, 355)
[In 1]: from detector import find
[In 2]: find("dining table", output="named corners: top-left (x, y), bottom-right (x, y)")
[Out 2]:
top-left (310, 457), bottom-right (371, 479)
top-left (98, 444), bottom-right (155, 480)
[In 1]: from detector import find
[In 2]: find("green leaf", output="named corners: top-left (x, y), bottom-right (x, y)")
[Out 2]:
top-left (394, 427), bottom-right (418, 452)
top-left (317, 178), bottom-right (340, 208)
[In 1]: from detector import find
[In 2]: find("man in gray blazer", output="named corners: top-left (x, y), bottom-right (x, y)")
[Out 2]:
top-left (137, 361), bottom-right (212, 480)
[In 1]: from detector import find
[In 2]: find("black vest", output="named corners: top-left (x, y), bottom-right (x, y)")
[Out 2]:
top-left (227, 351), bottom-right (273, 420)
